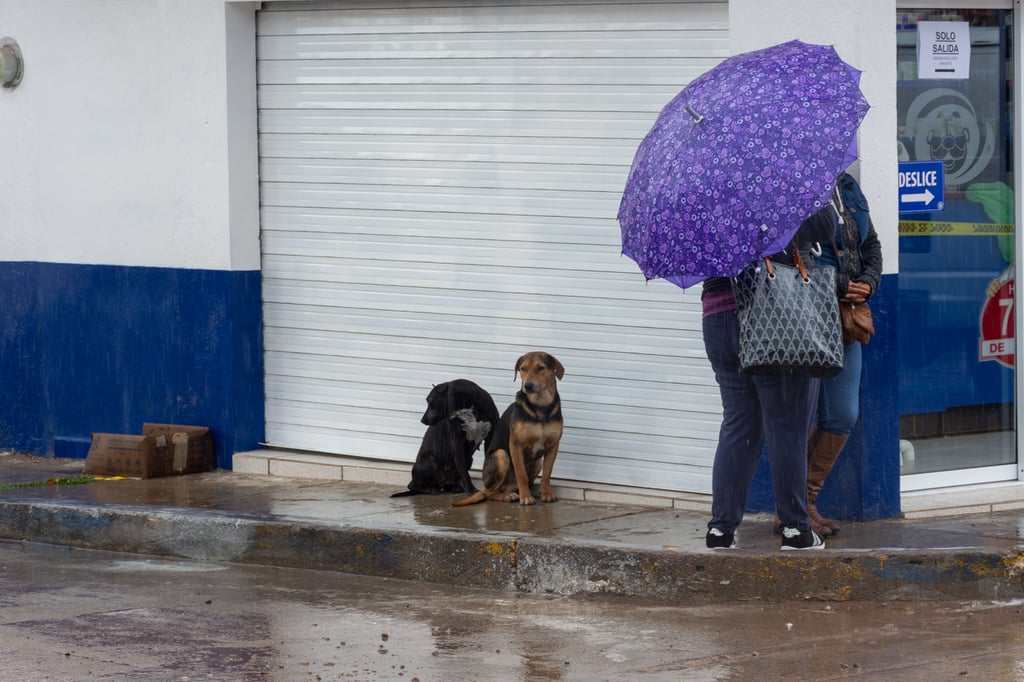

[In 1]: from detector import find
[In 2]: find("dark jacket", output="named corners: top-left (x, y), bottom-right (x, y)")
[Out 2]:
top-left (816, 173), bottom-right (883, 298)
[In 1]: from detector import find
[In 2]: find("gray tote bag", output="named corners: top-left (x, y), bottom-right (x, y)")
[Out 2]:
top-left (732, 250), bottom-right (843, 378)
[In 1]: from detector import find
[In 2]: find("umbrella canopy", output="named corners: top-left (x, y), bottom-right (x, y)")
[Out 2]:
top-left (618, 40), bottom-right (870, 289)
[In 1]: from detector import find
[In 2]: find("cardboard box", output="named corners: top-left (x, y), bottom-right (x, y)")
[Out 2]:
top-left (142, 423), bottom-right (214, 475)
top-left (83, 424), bottom-right (214, 478)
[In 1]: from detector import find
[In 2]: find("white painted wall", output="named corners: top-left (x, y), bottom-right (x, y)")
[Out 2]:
top-left (729, 0), bottom-right (899, 274)
top-left (0, 0), bottom-right (259, 271)
top-left (0, 0), bottom-right (897, 274)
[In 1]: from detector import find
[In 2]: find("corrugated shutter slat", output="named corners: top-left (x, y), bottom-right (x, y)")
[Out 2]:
top-left (258, 0), bottom-right (727, 494)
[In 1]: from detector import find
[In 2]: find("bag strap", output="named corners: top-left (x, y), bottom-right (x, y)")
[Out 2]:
top-left (792, 248), bottom-right (809, 281)
top-left (764, 242), bottom-right (809, 282)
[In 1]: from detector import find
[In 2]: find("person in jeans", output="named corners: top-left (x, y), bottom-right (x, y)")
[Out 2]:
top-left (804, 172), bottom-right (882, 535)
top-left (701, 207), bottom-right (835, 551)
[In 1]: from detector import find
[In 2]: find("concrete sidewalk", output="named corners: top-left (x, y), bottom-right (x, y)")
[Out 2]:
top-left (0, 453), bottom-right (1022, 603)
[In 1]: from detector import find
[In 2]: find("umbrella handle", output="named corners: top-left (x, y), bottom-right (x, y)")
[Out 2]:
top-left (684, 104), bottom-right (704, 123)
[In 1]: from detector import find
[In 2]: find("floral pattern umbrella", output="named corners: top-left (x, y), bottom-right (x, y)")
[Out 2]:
top-left (618, 40), bottom-right (870, 289)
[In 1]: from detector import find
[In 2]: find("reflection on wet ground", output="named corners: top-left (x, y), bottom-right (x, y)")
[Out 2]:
top-left (2, 454), bottom-right (1021, 556)
top-left (2, 453), bottom-right (1023, 608)
top-left (1, 542), bottom-right (1022, 681)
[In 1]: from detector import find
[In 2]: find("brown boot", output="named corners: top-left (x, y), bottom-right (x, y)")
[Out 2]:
top-left (808, 503), bottom-right (838, 535)
top-left (807, 429), bottom-right (848, 535)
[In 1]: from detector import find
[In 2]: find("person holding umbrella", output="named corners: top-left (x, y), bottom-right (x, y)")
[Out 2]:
top-left (701, 208), bottom-right (836, 551)
top-left (616, 40), bottom-right (871, 550)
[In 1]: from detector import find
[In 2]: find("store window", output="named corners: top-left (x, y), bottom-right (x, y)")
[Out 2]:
top-left (896, 9), bottom-right (1017, 487)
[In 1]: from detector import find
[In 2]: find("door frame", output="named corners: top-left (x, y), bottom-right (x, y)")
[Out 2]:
top-left (896, 1), bottom-right (1024, 491)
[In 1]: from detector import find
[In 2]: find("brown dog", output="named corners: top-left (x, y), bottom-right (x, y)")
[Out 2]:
top-left (452, 352), bottom-right (564, 506)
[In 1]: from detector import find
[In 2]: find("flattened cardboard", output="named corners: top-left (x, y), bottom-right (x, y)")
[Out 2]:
top-left (83, 433), bottom-right (167, 478)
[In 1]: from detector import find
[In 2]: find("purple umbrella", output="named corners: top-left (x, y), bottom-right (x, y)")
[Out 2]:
top-left (618, 40), bottom-right (870, 289)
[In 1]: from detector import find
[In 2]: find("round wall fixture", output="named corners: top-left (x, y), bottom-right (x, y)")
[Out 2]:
top-left (0, 37), bottom-right (23, 89)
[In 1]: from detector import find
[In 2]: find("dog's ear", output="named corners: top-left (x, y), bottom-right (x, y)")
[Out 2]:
top-left (513, 354), bottom-right (526, 379)
top-left (546, 354), bottom-right (565, 380)
top-left (426, 381), bottom-right (448, 401)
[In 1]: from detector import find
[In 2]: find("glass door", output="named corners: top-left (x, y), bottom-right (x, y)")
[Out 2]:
top-left (896, 8), bottom-right (1018, 490)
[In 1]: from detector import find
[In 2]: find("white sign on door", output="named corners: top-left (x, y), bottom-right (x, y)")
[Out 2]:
top-left (917, 21), bottom-right (971, 79)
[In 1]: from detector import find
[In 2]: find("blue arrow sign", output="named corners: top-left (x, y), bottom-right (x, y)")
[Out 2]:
top-left (898, 161), bottom-right (944, 214)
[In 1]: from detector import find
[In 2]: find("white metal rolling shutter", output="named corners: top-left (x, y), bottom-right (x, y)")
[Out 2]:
top-left (257, 0), bottom-right (729, 493)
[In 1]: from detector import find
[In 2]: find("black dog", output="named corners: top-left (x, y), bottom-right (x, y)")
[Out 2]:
top-left (391, 379), bottom-right (500, 497)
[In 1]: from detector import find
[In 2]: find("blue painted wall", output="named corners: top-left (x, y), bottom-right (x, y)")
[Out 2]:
top-left (0, 262), bottom-right (264, 469)
top-left (747, 272), bottom-right (902, 520)
top-left (0, 259), bottom-right (906, 518)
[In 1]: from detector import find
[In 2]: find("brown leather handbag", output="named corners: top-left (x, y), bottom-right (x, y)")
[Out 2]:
top-left (830, 239), bottom-right (875, 345)
top-left (839, 301), bottom-right (874, 344)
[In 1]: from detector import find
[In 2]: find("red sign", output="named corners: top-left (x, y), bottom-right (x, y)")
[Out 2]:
top-left (979, 279), bottom-right (1015, 369)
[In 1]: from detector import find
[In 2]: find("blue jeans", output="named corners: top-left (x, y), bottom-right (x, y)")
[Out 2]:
top-left (817, 341), bottom-right (862, 435)
top-left (703, 309), bottom-right (819, 533)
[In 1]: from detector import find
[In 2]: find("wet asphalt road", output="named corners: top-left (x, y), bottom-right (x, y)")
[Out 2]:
top-left (1, 540), bottom-right (1022, 682)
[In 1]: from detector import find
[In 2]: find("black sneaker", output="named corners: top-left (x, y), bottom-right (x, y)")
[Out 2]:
top-left (706, 528), bottom-right (736, 549)
top-left (780, 527), bottom-right (825, 550)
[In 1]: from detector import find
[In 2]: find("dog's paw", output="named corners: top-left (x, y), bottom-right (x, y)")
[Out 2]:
top-left (519, 495), bottom-right (537, 506)
top-left (540, 493), bottom-right (557, 503)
